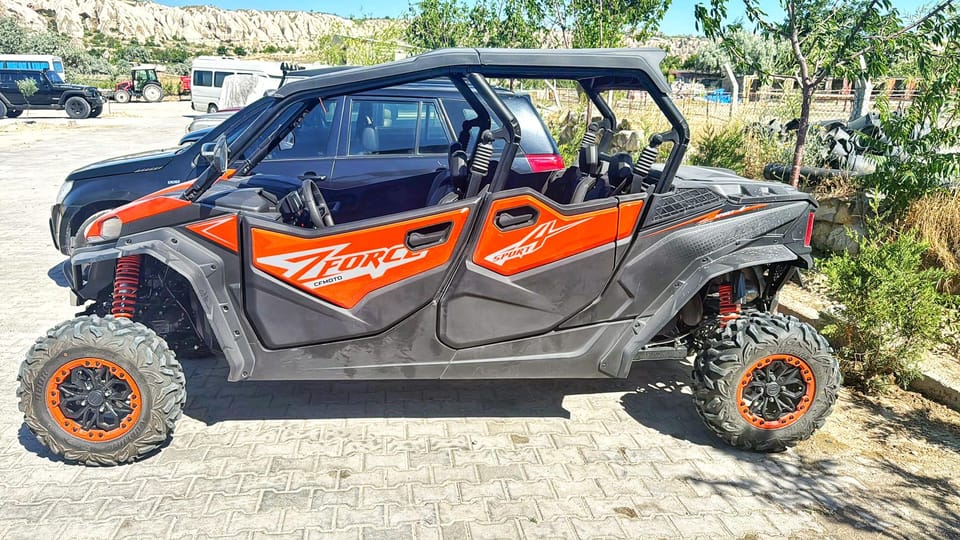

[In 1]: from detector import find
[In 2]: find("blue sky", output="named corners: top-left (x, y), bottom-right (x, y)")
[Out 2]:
top-left (155, 0), bottom-right (935, 36)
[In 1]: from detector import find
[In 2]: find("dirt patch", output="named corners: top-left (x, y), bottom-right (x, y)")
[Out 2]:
top-left (793, 387), bottom-right (960, 538)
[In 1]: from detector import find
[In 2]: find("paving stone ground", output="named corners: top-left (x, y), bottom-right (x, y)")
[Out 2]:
top-left (0, 103), bottom-right (956, 540)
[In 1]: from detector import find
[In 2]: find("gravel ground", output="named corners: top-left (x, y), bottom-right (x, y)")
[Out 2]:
top-left (0, 102), bottom-right (958, 539)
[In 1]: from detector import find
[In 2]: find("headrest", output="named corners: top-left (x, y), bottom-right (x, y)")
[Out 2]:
top-left (449, 150), bottom-right (468, 177)
top-left (361, 126), bottom-right (378, 154)
top-left (608, 152), bottom-right (634, 187)
top-left (578, 144), bottom-right (600, 176)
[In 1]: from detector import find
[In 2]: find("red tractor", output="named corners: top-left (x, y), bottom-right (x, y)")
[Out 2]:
top-left (113, 65), bottom-right (164, 103)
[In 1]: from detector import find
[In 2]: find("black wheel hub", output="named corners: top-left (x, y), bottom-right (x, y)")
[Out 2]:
top-left (742, 360), bottom-right (807, 422)
top-left (57, 366), bottom-right (134, 431)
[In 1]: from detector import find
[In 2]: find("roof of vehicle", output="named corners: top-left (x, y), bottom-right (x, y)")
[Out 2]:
top-left (276, 48), bottom-right (670, 99)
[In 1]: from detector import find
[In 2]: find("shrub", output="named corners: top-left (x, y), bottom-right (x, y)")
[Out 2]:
top-left (821, 215), bottom-right (948, 392)
top-left (905, 190), bottom-right (960, 293)
top-left (688, 123), bottom-right (747, 174)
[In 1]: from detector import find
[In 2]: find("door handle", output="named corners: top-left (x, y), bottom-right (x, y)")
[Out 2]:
top-left (495, 206), bottom-right (539, 230)
top-left (406, 222), bottom-right (453, 250)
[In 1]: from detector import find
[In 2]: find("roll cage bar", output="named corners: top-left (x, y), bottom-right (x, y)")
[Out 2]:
top-left (184, 48), bottom-right (690, 202)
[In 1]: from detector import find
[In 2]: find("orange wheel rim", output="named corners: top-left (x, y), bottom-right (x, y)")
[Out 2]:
top-left (45, 357), bottom-right (142, 442)
top-left (736, 354), bottom-right (816, 430)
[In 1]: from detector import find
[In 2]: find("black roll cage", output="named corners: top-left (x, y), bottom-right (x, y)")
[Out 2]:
top-left (186, 48), bottom-right (690, 201)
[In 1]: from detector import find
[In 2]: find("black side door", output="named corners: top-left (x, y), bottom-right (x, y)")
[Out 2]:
top-left (29, 72), bottom-right (55, 107)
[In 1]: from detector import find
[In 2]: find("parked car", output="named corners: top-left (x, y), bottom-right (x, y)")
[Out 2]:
top-left (0, 68), bottom-right (104, 119)
top-left (52, 80), bottom-right (564, 254)
top-left (22, 48), bottom-right (839, 466)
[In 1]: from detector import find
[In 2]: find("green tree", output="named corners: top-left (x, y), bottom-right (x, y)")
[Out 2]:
top-left (689, 29), bottom-right (790, 74)
top-left (405, 0), bottom-right (473, 49)
top-left (695, 0), bottom-right (954, 187)
top-left (15, 77), bottom-right (37, 109)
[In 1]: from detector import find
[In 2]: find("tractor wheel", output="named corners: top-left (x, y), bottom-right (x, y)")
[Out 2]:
top-left (90, 106), bottom-right (103, 118)
top-left (18, 316), bottom-right (186, 466)
top-left (114, 89), bottom-right (131, 103)
top-left (65, 97), bottom-right (92, 119)
top-left (691, 312), bottom-right (841, 452)
top-left (143, 84), bottom-right (163, 103)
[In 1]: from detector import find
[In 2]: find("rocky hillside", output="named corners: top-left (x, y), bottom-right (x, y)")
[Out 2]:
top-left (0, 0), bottom-right (387, 50)
top-left (1, 0), bottom-right (707, 57)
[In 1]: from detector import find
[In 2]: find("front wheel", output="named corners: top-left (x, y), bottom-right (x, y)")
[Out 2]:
top-left (114, 89), bottom-right (131, 103)
top-left (692, 312), bottom-right (841, 452)
top-left (18, 316), bottom-right (186, 465)
top-left (64, 96), bottom-right (91, 119)
top-left (89, 106), bottom-right (103, 118)
top-left (207, 103), bottom-right (218, 113)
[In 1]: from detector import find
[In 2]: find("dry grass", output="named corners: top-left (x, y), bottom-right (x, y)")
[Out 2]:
top-left (905, 190), bottom-right (960, 292)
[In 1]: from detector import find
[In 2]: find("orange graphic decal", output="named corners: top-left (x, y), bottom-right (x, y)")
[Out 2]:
top-left (187, 215), bottom-right (239, 252)
top-left (642, 203), bottom-right (767, 238)
top-left (252, 207), bottom-right (471, 309)
top-left (473, 195), bottom-right (619, 276)
top-left (616, 199), bottom-right (645, 241)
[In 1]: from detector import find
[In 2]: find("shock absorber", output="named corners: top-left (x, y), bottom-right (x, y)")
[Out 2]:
top-left (111, 255), bottom-right (142, 319)
top-left (717, 283), bottom-right (741, 325)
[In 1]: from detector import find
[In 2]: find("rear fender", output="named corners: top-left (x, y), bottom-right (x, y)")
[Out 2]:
top-left (602, 246), bottom-right (806, 378)
top-left (70, 229), bottom-right (254, 381)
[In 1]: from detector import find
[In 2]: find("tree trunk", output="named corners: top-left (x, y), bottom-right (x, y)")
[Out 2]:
top-left (790, 86), bottom-right (814, 188)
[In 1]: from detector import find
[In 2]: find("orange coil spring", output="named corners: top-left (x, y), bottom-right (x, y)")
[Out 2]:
top-left (718, 283), bottom-right (740, 324)
top-left (111, 255), bottom-right (142, 319)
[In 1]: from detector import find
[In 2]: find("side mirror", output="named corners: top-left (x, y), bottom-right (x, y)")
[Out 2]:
top-left (200, 135), bottom-right (229, 174)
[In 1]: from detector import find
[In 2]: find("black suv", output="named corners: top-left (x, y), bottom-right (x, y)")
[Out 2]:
top-left (0, 69), bottom-right (105, 119)
top-left (51, 80), bottom-right (563, 253)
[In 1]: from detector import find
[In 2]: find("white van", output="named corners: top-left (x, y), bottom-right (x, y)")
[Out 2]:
top-left (190, 57), bottom-right (284, 113)
top-left (0, 55), bottom-right (66, 80)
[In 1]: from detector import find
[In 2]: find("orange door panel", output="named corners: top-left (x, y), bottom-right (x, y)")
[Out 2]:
top-left (473, 195), bottom-right (620, 276)
top-left (251, 207), bottom-right (470, 309)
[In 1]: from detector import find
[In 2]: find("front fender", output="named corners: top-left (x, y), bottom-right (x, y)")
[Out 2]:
top-left (71, 229), bottom-right (255, 381)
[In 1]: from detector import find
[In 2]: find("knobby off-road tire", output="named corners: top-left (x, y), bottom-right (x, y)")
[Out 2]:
top-left (18, 316), bottom-right (186, 465)
top-left (692, 312), bottom-right (841, 452)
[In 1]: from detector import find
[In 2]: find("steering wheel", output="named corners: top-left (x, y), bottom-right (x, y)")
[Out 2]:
top-left (300, 178), bottom-right (334, 228)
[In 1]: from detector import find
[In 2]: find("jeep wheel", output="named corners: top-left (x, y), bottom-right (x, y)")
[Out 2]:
top-left (65, 97), bottom-right (92, 119)
top-left (18, 316), bottom-right (186, 465)
top-left (692, 312), bottom-right (841, 452)
top-left (90, 106), bottom-right (103, 118)
top-left (143, 84), bottom-right (163, 103)
top-left (114, 89), bottom-right (131, 103)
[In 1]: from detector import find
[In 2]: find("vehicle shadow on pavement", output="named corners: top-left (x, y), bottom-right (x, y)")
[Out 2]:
top-left (177, 357), bottom-right (725, 446)
top-left (47, 261), bottom-right (70, 288)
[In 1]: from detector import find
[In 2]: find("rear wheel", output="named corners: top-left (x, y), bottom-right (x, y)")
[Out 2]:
top-left (692, 312), bottom-right (841, 452)
top-left (18, 316), bottom-right (186, 465)
top-left (114, 89), bottom-right (131, 103)
top-left (7, 108), bottom-right (24, 118)
top-left (143, 84), bottom-right (163, 103)
top-left (64, 97), bottom-right (91, 119)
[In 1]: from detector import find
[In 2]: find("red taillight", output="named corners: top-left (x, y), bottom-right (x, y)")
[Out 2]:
top-left (803, 211), bottom-right (816, 247)
top-left (526, 154), bottom-right (565, 173)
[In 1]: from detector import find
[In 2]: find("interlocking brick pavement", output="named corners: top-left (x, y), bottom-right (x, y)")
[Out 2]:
top-left (1, 103), bottom-right (954, 540)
